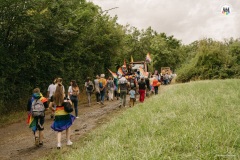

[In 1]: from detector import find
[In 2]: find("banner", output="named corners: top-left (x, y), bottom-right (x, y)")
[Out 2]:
top-left (107, 68), bottom-right (117, 79)
top-left (146, 53), bottom-right (152, 63)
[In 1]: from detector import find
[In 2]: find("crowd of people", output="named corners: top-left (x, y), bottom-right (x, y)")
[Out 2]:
top-left (26, 69), bottom-right (174, 149)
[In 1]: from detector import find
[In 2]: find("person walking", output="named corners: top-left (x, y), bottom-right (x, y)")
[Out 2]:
top-left (138, 76), bottom-right (146, 102)
top-left (51, 84), bottom-right (75, 149)
top-left (47, 78), bottom-right (57, 119)
top-left (68, 80), bottom-right (79, 118)
top-left (113, 77), bottom-right (119, 100)
top-left (94, 75), bottom-right (101, 104)
top-left (85, 77), bottom-right (94, 106)
top-left (152, 75), bottom-right (159, 95)
top-left (118, 75), bottom-right (128, 107)
top-left (106, 76), bottom-right (114, 101)
top-left (99, 74), bottom-right (107, 105)
top-left (129, 87), bottom-right (136, 107)
top-left (27, 88), bottom-right (48, 146)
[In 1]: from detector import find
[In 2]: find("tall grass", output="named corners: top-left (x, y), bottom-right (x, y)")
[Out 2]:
top-left (45, 79), bottom-right (240, 160)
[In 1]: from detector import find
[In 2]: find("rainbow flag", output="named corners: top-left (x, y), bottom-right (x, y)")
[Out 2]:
top-left (146, 53), bottom-right (152, 63)
top-left (117, 67), bottom-right (124, 76)
top-left (139, 67), bottom-right (149, 78)
top-left (107, 68), bottom-right (117, 79)
top-left (123, 59), bottom-right (127, 67)
top-left (131, 55), bottom-right (134, 63)
top-left (51, 106), bottom-right (75, 132)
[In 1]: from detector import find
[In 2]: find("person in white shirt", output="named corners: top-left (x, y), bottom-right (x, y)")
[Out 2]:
top-left (47, 78), bottom-right (57, 99)
top-left (47, 78), bottom-right (56, 119)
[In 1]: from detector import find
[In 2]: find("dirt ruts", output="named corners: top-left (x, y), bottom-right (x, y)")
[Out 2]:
top-left (0, 99), bottom-right (126, 160)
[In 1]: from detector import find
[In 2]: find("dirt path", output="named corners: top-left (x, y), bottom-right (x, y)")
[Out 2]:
top-left (0, 98), bottom-right (126, 160)
top-left (0, 85), bottom-right (172, 160)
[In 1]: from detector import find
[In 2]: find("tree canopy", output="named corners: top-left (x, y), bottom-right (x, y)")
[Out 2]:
top-left (0, 0), bottom-right (239, 114)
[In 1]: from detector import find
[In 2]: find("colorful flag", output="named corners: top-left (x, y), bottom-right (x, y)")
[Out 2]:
top-left (107, 68), bottom-right (117, 79)
top-left (146, 53), bottom-right (152, 63)
top-left (139, 66), bottom-right (149, 78)
top-left (117, 67), bottom-right (124, 76)
top-left (131, 55), bottom-right (134, 63)
top-left (123, 59), bottom-right (127, 67)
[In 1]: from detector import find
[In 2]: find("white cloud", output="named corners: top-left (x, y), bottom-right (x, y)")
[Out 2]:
top-left (90, 0), bottom-right (240, 44)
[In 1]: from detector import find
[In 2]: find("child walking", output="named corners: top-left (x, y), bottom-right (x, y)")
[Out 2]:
top-left (129, 87), bottom-right (136, 107)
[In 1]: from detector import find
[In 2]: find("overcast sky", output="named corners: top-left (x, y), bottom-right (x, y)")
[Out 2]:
top-left (89, 0), bottom-right (240, 44)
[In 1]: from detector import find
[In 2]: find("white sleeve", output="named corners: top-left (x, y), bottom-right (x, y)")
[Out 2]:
top-left (68, 86), bottom-right (72, 93)
top-left (63, 85), bottom-right (65, 93)
top-left (47, 85), bottom-right (50, 92)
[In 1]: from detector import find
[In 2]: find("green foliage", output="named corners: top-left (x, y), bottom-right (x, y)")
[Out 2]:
top-left (0, 0), bottom-right (125, 114)
top-left (150, 33), bottom-right (183, 72)
top-left (1, 0), bottom-right (239, 116)
top-left (176, 38), bottom-right (240, 82)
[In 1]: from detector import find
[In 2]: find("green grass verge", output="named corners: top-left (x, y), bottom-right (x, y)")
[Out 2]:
top-left (0, 111), bottom-right (26, 127)
top-left (43, 79), bottom-right (240, 160)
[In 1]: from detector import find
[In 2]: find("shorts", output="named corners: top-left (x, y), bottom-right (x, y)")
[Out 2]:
top-left (36, 116), bottom-right (45, 131)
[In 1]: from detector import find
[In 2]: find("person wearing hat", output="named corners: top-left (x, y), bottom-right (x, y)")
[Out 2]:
top-left (99, 74), bottom-right (107, 105)
top-left (138, 76), bottom-right (146, 102)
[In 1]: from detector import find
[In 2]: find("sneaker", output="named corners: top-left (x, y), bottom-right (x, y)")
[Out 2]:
top-left (35, 137), bottom-right (39, 146)
top-left (76, 116), bottom-right (79, 119)
top-left (67, 140), bottom-right (73, 146)
top-left (57, 143), bottom-right (61, 149)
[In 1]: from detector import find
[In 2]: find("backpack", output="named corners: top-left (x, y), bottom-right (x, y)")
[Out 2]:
top-left (99, 82), bottom-right (103, 89)
top-left (31, 99), bottom-right (45, 117)
top-left (72, 87), bottom-right (79, 96)
top-left (87, 82), bottom-right (93, 91)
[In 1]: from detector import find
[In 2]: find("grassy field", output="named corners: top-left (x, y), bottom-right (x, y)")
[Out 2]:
top-left (44, 79), bottom-right (240, 160)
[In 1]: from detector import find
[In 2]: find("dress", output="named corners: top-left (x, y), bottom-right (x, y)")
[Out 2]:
top-left (51, 105), bottom-right (75, 132)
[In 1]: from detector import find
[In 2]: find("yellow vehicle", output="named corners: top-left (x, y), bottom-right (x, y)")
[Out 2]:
top-left (161, 67), bottom-right (172, 75)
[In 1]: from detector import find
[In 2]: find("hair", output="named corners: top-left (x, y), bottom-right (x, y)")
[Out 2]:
top-left (71, 80), bottom-right (78, 88)
top-left (56, 78), bottom-right (63, 84)
top-left (53, 78), bottom-right (57, 84)
top-left (108, 76), bottom-right (112, 80)
top-left (33, 88), bottom-right (40, 93)
top-left (53, 84), bottom-right (64, 106)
